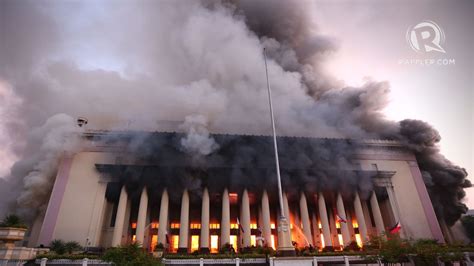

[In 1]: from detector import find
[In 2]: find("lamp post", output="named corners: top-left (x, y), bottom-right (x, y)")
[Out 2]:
top-left (263, 48), bottom-right (295, 255)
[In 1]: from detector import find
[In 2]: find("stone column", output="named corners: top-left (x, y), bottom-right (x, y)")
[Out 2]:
top-left (157, 189), bottom-right (169, 246)
top-left (385, 185), bottom-right (401, 227)
top-left (370, 191), bottom-right (385, 235)
top-left (311, 212), bottom-right (321, 248)
top-left (318, 193), bottom-right (332, 248)
top-left (353, 191), bottom-right (368, 242)
top-left (178, 189), bottom-right (189, 253)
top-left (299, 192), bottom-right (313, 246)
top-left (200, 187), bottom-right (210, 253)
top-left (261, 190), bottom-right (272, 247)
top-left (336, 193), bottom-right (350, 246)
top-left (240, 189), bottom-right (251, 248)
top-left (135, 187), bottom-right (148, 245)
top-left (112, 186), bottom-right (128, 246)
top-left (221, 188), bottom-right (230, 246)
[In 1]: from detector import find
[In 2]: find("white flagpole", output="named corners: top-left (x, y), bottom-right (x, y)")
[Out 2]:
top-left (263, 48), bottom-right (285, 220)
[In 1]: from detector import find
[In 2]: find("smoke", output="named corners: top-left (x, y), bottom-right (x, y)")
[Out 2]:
top-left (0, 0), bottom-right (469, 225)
top-left (179, 114), bottom-right (219, 156)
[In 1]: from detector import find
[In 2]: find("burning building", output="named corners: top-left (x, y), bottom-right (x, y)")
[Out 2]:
top-left (24, 128), bottom-right (449, 253)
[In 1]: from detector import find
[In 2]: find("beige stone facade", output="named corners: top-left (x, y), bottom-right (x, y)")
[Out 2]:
top-left (27, 132), bottom-right (445, 252)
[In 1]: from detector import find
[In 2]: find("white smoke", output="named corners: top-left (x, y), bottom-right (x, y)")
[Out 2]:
top-left (179, 114), bottom-right (219, 156)
top-left (8, 114), bottom-right (83, 218)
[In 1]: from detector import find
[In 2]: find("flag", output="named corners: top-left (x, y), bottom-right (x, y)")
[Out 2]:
top-left (389, 221), bottom-right (401, 234)
top-left (236, 218), bottom-right (244, 233)
top-left (336, 214), bottom-right (347, 223)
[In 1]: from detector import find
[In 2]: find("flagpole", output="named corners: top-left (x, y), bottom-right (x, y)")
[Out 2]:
top-left (264, 48), bottom-right (293, 254)
top-left (263, 48), bottom-right (285, 219)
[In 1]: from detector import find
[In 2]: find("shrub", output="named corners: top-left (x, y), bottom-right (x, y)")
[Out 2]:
top-left (102, 242), bottom-right (161, 266)
top-left (0, 214), bottom-right (27, 229)
top-left (155, 243), bottom-right (165, 251)
top-left (364, 234), bottom-right (412, 263)
top-left (50, 240), bottom-right (82, 255)
top-left (50, 239), bottom-right (66, 255)
top-left (344, 240), bottom-right (362, 252)
top-left (64, 241), bottom-right (82, 254)
top-left (219, 243), bottom-right (235, 254)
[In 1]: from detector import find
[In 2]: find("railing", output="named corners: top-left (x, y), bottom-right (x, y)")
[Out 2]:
top-left (34, 258), bottom-right (112, 265)
top-left (0, 259), bottom-right (28, 266)
top-left (163, 258), bottom-right (266, 265)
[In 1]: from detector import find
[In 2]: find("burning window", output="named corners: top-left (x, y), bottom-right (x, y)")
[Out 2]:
top-left (191, 235), bottom-right (199, 252)
top-left (229, 193), bottom-right (238, 204)
top-left (230, 235), bottom-right (238, 251)
top-left (131, 222), bottom-right (137, 229)
top-left (190, 223), bottom-right (201, 229)
top-left (171, 235), bottom-right (179, 252)
top-left (210, 235), bottom-right (219, 253)
top-left (210, 223), bottom-right (220, 229)
top-left (352, 220), bottom-right (358, 229)
top-left (355, 234), bottom-right (363, 247)
top-left (170, 223), bottom-right (180, 229)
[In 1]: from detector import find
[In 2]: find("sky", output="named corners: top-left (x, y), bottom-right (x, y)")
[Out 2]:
top-left (313, 0), bottom-right (473, 206)
top-left (0, 0), bottom-right (473, 211)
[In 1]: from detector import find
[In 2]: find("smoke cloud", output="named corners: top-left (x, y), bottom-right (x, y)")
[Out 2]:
top-left (0, 0), bottom-right (469, 226)
top-left (179, 114), bottom-right (219, 156)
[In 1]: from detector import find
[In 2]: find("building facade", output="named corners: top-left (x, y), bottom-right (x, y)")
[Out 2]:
top-left (26, 131), bottom-right (445, 252)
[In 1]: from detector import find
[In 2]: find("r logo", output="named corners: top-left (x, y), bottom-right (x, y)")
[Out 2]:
top-left (406, 21), bottom-right (446, 53)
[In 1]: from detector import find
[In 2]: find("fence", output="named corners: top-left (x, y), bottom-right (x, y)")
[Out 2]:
top-left (0, 259), bottom-right (27, 266)
top-left (34, 258), bottom-right (112, 265)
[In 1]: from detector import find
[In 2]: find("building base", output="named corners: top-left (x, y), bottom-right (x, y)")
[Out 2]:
top-left (322, 246), bottom-right (334, 252)
top-left (177, 248), bottom-right (188, 254)
top-left (276, 247), bottom-right (296, 256)
top-left (199, 247), bottom-right (210, 254)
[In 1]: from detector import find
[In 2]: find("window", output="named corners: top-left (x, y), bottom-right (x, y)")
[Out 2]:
top-left (190, 223), bottom-right (201, 229)
top-left (171, 235), bottom-right (179, 252)
top-left (171, 223), bottom-right (180, 229)
top-left (191, 235), bottom-right (199, 252)
top-left (150, 235), bottom-right (157, 251)
top-left (250, 235), bottom-right (256, 246)
top-left (230, 235), bottom-right (238, 251)
top-left (151, 222), bottom-right (159, 229)
top-left (250, 223), bottom-right (257, 229)
top-left (352, 220), bottom-right (358, 229)
top-left (210, 235), bottom-right (219, 253)
top-left (210, 223), bottom-right (220, 229)
top-left (131, 222), bottom-right (137, 229)
top-left (230, 223), bottom-right (239, 229)
top-left (355, 234), bottom-right (363, 247)
top-left (270, 223), bottom-right (276, 229)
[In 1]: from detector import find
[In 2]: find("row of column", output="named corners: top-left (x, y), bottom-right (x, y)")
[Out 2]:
top-left (111, 186), bottom-right (389, 249)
